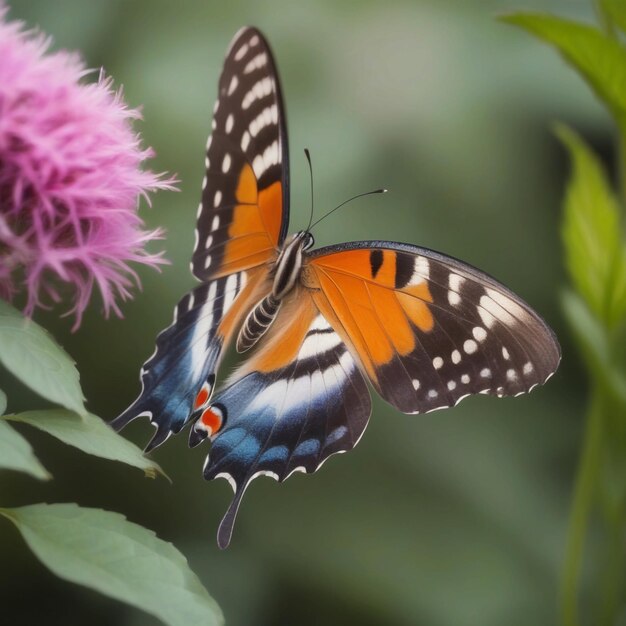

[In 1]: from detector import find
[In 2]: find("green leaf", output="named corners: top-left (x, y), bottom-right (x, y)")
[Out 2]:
top-left (0, 420), bottom-right (51, 480)
top-left (562, 290), bottom-right (626, 403)
top-left (501, 13), bottom-right (626, 122)
top-left (0, 300), bottom-right (85, 416)
top-left (602, 0), bottom-right (626, 35)
top-left (0, 504), bottom-right (223, 626)
top-left (0, 388), bottom-right (6, 415)
top-left (556, 124), bottom-right (626, 328)
top-left (7, 410), bottom-right (165, 479)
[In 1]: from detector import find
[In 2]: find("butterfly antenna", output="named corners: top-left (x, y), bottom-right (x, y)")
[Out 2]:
top-left (309, 188), bottom-right (387, 230)
top-left (304, 148), bottom-right (315, 231)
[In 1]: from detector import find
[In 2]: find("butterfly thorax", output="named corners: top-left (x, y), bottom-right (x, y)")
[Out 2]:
top-left (236, 231), bottom-right (314, 353)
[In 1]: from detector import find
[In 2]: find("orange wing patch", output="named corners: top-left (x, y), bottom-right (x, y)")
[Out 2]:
top-left (235, 163), bottom-right (257, 203)
top-left (397, 283), bottom-right (434, 332)
top-left (211, 164), bottom-right (283, 279)
top-left (229, 289), bottom-right (318, 377)
top-left (313, 248), bottom-right (396, 286)
top-left (307, 249), bottom-right (435, 382)
top-left (258, 181), bottom-right (282, 244)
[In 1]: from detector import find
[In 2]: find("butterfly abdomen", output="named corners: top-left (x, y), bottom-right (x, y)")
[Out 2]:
top-left (236, 294), bottom-right (282, 352)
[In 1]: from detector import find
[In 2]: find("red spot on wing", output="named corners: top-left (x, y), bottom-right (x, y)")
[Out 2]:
top-left (201, 407), bottom-right (223, 436)
top-left (194, 386), bottom-right (210, 410)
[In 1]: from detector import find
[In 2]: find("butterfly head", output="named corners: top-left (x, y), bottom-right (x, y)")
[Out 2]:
top-left (295, 230), bottom-right (315, 251)
top-left (271, 231), bottom-right (314, 301)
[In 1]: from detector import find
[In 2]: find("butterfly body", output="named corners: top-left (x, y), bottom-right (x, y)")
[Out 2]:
top-left (236, 230), bottom-right (315, 353)
top-left (113, 26), bottom-right (560, 549)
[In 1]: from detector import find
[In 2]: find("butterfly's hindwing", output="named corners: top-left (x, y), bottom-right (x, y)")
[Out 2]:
top-left (112, 267), bottom-right (270, 449)
top-left (191, 293), bottom-right (371, 548)
top-left (112, 273), bottom-right (246, 447)
top-left (307, 241), bottom-right (560, 414)
top-left (192, 27), bottom-right (289, 281)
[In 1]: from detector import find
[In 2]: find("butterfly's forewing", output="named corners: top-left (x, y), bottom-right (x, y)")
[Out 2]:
top-left (191, 292), bottom-right (371, 549)
top-left (192, 26), bottom-right (289, 280)
top-left (306, 241), bottom-right (560, 414)
top-left (112, 27), bottom-right (289, 448)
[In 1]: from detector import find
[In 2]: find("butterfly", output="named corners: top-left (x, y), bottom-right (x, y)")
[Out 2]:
top-left (112, 26), bottom-right (561, 549)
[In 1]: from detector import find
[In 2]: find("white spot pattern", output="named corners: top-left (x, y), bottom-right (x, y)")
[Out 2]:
top-left (227, 76), bottom-right (239, 96)
top-left (242, 77), bottom-right (273, 110)
top-left (234, 44), bottom-right (249, 61)
top-left (241, 131), bottom-right (250, 151)
top-left (411, 256), bottom-right (430, 283)
top-left (448, 291), bottom-right (461, 306)
top-left (472, 326), bottom-right (487, 342)
top-left (449, 273), bottom-right (465, 292)
top-left (244, 52), bottom-right (267, 74)
top-left (463, 339), bottom-right (478, 354)
top-left (250, 105), bottom-right (277, 137)
top-left (252, 139), bottom-right (279, 178)
top-left (222, 153), bottom-right (232, 173)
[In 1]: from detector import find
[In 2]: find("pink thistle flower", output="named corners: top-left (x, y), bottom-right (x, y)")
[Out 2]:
top-left (0, 6), bottom-right (176, 329)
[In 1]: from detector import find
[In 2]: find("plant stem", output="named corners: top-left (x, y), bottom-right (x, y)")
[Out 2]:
top-left (561, 386), bottom-right (605, 626)
top-left (618, 120), bottom-right (626, 209)
top-left (599, 496), bottom-right (626, 625)
top-left (597, 387), bottom-right (626, 625)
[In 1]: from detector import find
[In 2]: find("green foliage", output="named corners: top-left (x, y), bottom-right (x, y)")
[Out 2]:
top-left (561, 291), bottom-right (626, 403)
top-left (557, 125), bottom-right (626, 330)
top-left (0, 504), bottom-right (224, 626)
top-left (601, 0), bottom-right (626, 34)
top-left (505, 6), bottom-right (626, 626)
top-left (0, 304), bottom-right (218, 622)
top-left (5, 410), bottom-right (166, 479)
top-left (0, 419), bottom-right (51, 481)
top-left (501, 13), bottom-right (626, 126)
top-left (0, 300), bottom-right (85, 416)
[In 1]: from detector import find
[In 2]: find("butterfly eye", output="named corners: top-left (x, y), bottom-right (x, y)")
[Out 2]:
top-left (303, 232), bottom-right (314, 251)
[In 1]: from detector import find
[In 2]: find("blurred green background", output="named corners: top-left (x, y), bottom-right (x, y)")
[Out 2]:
top-left (0, 0), bottom-right (608, 624)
